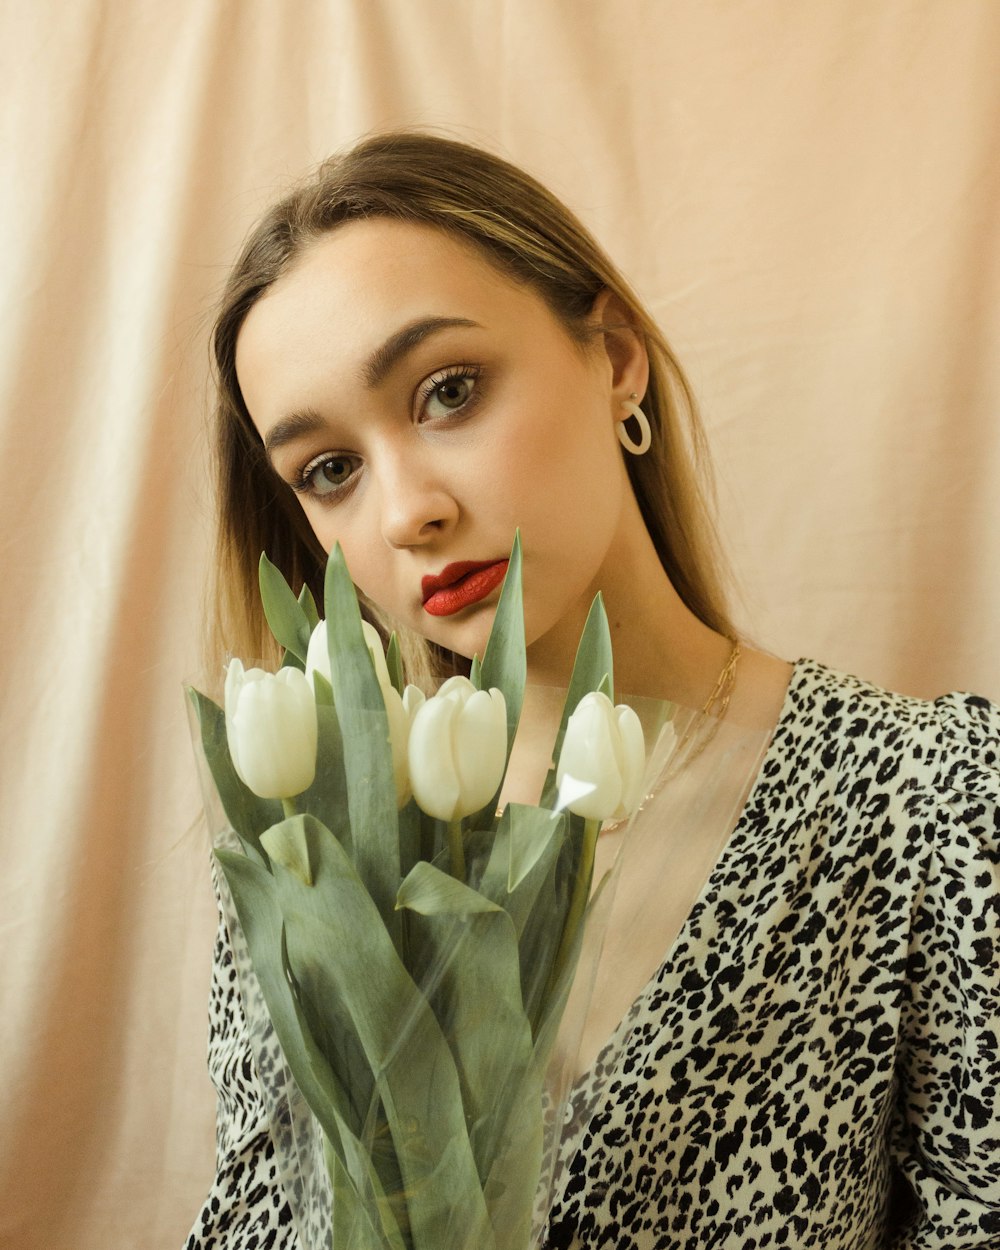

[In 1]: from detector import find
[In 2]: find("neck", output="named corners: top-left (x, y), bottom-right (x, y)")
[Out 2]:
top-left (519, 485), bottom-right (793, 734)
top-left (524, 494), bottom-right (732, 711)
top-left (526, 586), bottom-right (732, 706)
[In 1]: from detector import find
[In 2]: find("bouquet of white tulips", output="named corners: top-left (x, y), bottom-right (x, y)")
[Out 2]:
top-left (189, 536), bottom-right (654, 1250)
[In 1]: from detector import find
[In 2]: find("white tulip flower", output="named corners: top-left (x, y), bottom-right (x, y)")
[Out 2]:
top-left (555, 692), bottom-right (645, 822)
top-left (224, 658), bottom-right (318, 799)
top-left (385, 683), bottom-right (426, 807)
top-left (306, 619), bottom-right (392, 692)
top-left (407, 676), bottom-right (507, 823)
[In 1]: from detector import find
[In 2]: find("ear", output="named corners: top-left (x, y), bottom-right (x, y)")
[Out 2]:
top-left (588, 289), bottom-right (650, 407)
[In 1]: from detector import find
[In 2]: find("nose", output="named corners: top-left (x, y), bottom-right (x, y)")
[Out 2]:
top-left (376, 450), bottom-right (459, 549)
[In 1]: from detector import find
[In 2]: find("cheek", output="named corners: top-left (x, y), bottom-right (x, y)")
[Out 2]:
top-left (298, 509), bottom-right (382, 597)
top-left (308, 513), bottom-right (411, 622)
top-left (298, 507), bottom-right (340, 558)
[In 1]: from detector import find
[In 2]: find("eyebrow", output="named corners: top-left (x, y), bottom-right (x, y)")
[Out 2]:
top-left (262, 315), bottom-right (481, 459)
top-left (362, 315), bottom-right (481, 388)
top-left (264, 409), bottom-right (326, 458)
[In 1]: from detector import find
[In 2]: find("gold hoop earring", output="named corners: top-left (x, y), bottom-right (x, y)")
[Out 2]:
top-left (617, 392), bottom-right (652, 456)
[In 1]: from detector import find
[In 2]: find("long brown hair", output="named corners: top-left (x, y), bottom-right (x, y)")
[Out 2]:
top-left (209, 131), bottom-right (734, 682)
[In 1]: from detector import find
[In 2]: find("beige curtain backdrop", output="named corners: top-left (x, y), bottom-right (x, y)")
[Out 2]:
top-left (2, 3), bottom-right (998, 1247)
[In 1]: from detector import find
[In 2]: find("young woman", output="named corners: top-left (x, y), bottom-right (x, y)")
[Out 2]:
top-left (188, 133), bottom-right (1000, 1249)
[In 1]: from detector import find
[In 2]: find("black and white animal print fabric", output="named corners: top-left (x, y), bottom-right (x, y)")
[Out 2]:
top-left (185, 660), bottom-right (1000, 1249)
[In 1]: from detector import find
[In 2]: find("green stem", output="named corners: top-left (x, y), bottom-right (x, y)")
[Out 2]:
top-left (549, 817), bottom-right (600, 994)
top-left (448, 818), bottom-right (466, 881)
top-left (281, 796), bottom-right (298, 820)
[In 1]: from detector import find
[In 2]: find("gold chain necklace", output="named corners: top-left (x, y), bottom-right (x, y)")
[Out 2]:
top-left (683, 637), bottom-right (742, 760)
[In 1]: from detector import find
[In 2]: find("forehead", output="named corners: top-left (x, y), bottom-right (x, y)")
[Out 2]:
top-left (234, 218), bottom-right (579, 434)
top-left (237, 219), bottom-right (524, 367)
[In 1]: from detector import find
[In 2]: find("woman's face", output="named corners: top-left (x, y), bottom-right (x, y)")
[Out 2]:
top-left (235, 219), bottom-right (644, 667)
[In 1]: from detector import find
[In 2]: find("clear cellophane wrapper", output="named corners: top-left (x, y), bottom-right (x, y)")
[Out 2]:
top-left (194, 689), bottom-right (773, 1250)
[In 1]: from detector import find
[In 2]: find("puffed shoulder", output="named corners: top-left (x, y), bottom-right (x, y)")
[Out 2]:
top-left (785, 664), bottom-right (1000, 1239)
top-left (929, 690), bottom-right (1000, 804)
top-left (889, 688), bottom-right (1000, 1241)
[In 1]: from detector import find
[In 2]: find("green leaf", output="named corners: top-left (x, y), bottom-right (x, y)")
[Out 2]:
top-left (396, 859), bottom-right (538, 1228)
top-left (476, 804), bottom-right (567, 933)
top-left (385, 632), bottom-right (404, 696)
top-left (469, 533), bottom-right (526, 830)
top-left (215, 847), bottom-right (405, 1249)
top-left (265, 815), bottom-right (494, 1249)
top-left (479, 531), bottom-right (525, 756)
top-left (469, 654), bottom-right (482, 689)
top-left (505, 803), bottom-right (566, 893)
top-left (263, 815), bottom-right (314, 884)
top-left (298, 581), bottom-right (321, 631)
top-left (475, 804), bottom-right (581, 1041)
top-left (327, 1140), bottom-right (396, 1250)
top-left (323, 546), bottom-right (401, 947)
top-left (539, 592), bottom-right (614, 809)
top-left (311, 670), bottom-right (334, 707)
top-left (396, 860), bottom-right (503, 917)
top-left (299, 703), bottom-right (352, 854)
top-left (259, 553), bottom-right (312, 662)
top-left (187, 687), bottom-right (280, 867)
top-left (392, 803), bottom-right (419, 886)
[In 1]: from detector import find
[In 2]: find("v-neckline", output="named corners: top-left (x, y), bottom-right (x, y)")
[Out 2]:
top-left (556, 658), bottom-right (817, 1112)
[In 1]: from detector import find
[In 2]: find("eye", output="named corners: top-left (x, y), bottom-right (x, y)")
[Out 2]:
top-left (293, 452), bottom-right (359, 500)
top-left (418, 366), bottom-right (482, 421)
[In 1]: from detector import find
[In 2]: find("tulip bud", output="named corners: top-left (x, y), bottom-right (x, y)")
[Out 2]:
top-left (408, 675), bottom-right (507, 822)
top-left (306, 619), bottom-right (392, 693)
top-left (224, 658), bottom-right (318, 799)
top-left (555, 692), bottom-right (645, 822)
top-left (385, 683), bottom-right (426, 808)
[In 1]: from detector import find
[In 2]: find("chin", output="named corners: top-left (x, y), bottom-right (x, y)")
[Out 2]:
top-left (421, 617), bottom-right (492, 664)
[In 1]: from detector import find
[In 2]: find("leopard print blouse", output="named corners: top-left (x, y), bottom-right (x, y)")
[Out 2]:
top-left (185, 659), bottom-right (1000, 1249)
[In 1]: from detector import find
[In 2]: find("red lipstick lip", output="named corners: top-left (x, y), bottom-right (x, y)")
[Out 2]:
top-left (422, 560), bottom-right (502, 601)
top-left (422, 559), bottom-right (509, 617)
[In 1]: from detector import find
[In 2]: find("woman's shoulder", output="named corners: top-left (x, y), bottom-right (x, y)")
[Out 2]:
top-left (772, 657), bottom-right (1000, 804)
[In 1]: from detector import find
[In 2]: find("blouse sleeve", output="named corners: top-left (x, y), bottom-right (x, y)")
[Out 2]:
top-left (889, 693), bottom-right (1000, 1248)
top-left (184, 884), bottom-right (301, 1250)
